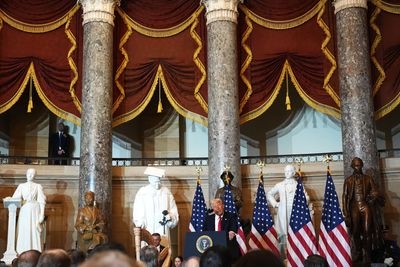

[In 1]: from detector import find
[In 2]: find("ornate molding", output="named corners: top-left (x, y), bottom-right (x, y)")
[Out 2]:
top-left (333, 0), bottom-right (368, 14)
top-left (202, 0), bottom-right (242, 24)
top-left (78, 0), bottom-right (120, 26)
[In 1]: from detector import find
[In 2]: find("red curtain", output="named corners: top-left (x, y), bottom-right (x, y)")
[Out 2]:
top-left (0, 0), bottom-right (82, 125)
top-left (112, 0), bottom-right (207, 126)
top-left (1, 0), bottom-right (400, 127)
top-left (238, 0), bottom-right (340, 124)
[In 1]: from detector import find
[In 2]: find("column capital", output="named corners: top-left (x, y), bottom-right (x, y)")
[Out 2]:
top-left (333, 0), bottom-right (367, 14)
top-left (202, 0), bottom-right (243, 25)
top-left (78, 0), bottom-right (120, 26)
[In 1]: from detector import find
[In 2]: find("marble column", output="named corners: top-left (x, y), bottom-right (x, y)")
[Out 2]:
top-left (334, 0), bottom-right (380, 181)
top-left (203, 0), bottom-right (242, 201)
top-left (78, 0), bottom-right (118, 235)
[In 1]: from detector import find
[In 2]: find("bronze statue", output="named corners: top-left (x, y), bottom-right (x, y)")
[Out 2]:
top-left (342, 157), bottom-right (384, 263)
top-left (75, 191), bottom-right (108, 252)
top-left (215, 171), bottom-right (243, 215)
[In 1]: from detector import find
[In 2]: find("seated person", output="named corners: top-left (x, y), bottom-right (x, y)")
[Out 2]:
top-left (75, 191), bottom-right (108, 252)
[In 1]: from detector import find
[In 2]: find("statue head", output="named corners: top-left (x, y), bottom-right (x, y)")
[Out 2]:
top-left (351, 157), bottom-right (364, 174)
top-left (84, 191), bottom-right (95, 207)
top-left (284, 165), bottom-right (296, 180)
top-left (144, 167), bottom-right (165, 190)
top-left (26, 168), bottom-right (36, 182)
top-left (220, 171), bottom-right (234, 185)
top-left (211, 198), bottom-right (224, 216)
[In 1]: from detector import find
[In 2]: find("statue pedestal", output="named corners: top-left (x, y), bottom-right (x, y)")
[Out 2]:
top-left (1, 198), bottom-right (21, 265)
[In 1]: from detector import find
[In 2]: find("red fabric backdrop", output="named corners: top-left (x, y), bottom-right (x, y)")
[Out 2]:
top-left (0, 0), bottom-right (399, 126)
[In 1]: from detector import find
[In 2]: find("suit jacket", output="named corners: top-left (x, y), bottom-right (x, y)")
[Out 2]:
top-left (203, 212), bottom-right (240, 261)
top-left (203, 212), bottom-right (238, 233)
top-left (51, 132), bottom-right (70, 157)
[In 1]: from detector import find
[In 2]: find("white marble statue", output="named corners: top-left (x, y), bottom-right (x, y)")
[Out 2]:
top-left (267, 165), bottom-right (310, 241)
top-left (12, 168), bottom-right (46, 254)
top-left (132, 167), bottom-right (179, 241)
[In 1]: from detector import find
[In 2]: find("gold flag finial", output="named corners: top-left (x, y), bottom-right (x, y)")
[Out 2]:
top-left (195, 166), bottom-right (203, 183)
top-left (223, 164), bottom-right (231, 184)
top-left (257, 161), bottom-right (265, 182)
top-left (323, 155), bottom-right (333, 171)
top-left (295, 158), bottom-right (304, 173)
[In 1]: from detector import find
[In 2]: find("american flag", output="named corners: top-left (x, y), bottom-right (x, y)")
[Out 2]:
top-left (287, 176), bottom-right (317, 267)
top-left (318, 170), bottom-right (352, 266)
top-left (189, 181), bottom-right (207, 232)
top-left (249, 178), bottom-right (280, 255)
top-left (223, 184), bottom-right (248, 255)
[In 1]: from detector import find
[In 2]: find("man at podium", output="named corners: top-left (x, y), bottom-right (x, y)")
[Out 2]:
top-left (202, 198), bottom-right (240, 261)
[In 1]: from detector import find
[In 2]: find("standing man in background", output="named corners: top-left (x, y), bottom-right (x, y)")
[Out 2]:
top-left (50, 122), bottom-right (70, 165)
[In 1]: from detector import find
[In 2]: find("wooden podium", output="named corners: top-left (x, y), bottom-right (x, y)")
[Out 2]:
top-left (1, 198), bottom-right (21, 265)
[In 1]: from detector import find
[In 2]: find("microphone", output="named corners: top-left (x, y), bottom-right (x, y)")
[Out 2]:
top-left (162, 210), bottom-right (169, 216)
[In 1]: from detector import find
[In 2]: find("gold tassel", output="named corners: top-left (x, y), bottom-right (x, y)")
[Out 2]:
top-left (285, 71), bottom-right (291, 111)
top-left (27, 76), bottom-right (33, 113)
top-left (157, 78), bottom-right (163, 113)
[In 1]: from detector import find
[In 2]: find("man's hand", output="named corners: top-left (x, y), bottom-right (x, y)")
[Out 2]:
top-left (228, 231), bottom-right (236, 240)
top-left (384, 257), bottom-right (394, 266)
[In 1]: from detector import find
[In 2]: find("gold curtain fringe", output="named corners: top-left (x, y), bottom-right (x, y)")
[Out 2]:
top-left (285, 62), bottom-right (341, 119)
top-left (111, 65), bottom-right (208, 127)
top-left (0, 4), bottom-right (80, 33)
top-left (239, 15), bottom-right (254, 113)
top-left (370, 7), bottom-right (386, 96)
top-left (371, 0), bottom-right (400, 14)
top-left (190, 17), bottom-right (208, 114)
top-left (27, 76), bottom-right (33, 113)
top-left (65, 15), bottom-right (82, 113)
top-left (157, 78), bottom-right (163, 113)
top-left (285, 71), bottom-right (291, 111)
top-left (113, 22), bottom-right (133, 114)
top-left (239, 2), bottom-right (323, 30)
top-left (316, 0), bottom-right (340, 107)
top-left (116, 6), bottom-right (204, 38)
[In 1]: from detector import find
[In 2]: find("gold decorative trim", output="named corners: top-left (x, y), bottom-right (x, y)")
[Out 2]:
top-left (286, 63), bottom-right (341, 119)
top-left (239, 2), bottom-right (323, 30)
top-left (0, 16), bottom-right (3, 31)
top-left (370, 6), bottom-right (386, 96)
top-left (375, 90), bottom-right (400, 120)
top-left (239, 61), bottom-right (341, 124)
top-left (159, 66), bottom-right (208, 126)
top-left (0, 64), bottom-right (31, 114)
top-left (116, 6), bottom-right (204, 38)
top-left (239, 61), bottom-right (287, 124)
top-left (112, 65), bottom-right (207, 127)
top-left (316, 0), bottom-right (340, 107)
top-left (371, 0), bottom-right (400, 14)
top-left (190, 16), bottom-right (208, 114)
top-left (30, 63), bottom-right (81, 125)
top-left (0, 4), bottom-right (80, 33)
top-left (239, 15), bottom-right (253, 113)
top-left (65, 16), bottom-right (82, 113)
top-left (112, 22), bottom-right (133, 114)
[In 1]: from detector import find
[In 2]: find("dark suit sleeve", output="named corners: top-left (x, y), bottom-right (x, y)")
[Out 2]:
top-left (203, 214), bottom-right (212, 231)
top-left (226, 212), bottom-right (238, 232)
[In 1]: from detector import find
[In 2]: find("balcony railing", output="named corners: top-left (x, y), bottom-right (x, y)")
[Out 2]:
top-left (0, 149), bottom-right (399, 167)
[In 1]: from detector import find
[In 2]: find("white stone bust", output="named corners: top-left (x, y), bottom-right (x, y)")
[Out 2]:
top-left (267, 165), bottom-right (310, 240)
top-left (12, 168), bottom-right (46, 254)
top-left (132, 167), bottom-right (179, 241)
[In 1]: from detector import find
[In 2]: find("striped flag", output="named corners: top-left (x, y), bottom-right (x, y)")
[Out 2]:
top-left (318, 170), bottom-right (352, 266)
top-left (287, 176), bottom-right (317, 267)
top-left (223, 184), bottom-right (248, 255)
top-left (249, 177), bottom-right (280, 255)
top-left (189, 180), bottom-right (208, 232)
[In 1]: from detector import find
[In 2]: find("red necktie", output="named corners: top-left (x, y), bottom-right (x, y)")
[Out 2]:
top-left (217, 215), bottom-right (222, 231)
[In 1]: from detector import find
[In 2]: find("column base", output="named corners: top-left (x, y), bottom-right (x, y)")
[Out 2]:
top-left (1, 249), bottom-right (17, 265)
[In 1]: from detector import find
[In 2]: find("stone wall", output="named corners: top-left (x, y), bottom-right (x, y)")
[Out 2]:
top-left (0, 159), bottom-right (399, 258)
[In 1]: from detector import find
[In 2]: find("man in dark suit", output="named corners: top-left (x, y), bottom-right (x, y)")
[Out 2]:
top-left (203, 198), bottom-right (240, 262)
top-left (51, 123), bottom-right (70, 165)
